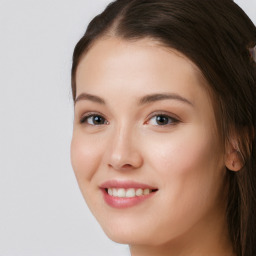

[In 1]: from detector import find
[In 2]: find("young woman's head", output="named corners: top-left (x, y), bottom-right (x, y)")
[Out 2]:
top-left (70, 1), bottom-right (256, 255)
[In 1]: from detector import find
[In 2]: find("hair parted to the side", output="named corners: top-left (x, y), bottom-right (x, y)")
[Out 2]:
top-left (71, 0), bottom-right (256, 255)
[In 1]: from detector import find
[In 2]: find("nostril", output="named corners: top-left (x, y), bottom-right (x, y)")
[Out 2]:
top-left (122, 164), bottom-right (133, 168)
top-left (107, 149), bottom-right (143, 170)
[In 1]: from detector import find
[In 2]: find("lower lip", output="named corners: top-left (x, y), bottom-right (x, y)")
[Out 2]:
top-left (101, 189), bottom-right (157, 209)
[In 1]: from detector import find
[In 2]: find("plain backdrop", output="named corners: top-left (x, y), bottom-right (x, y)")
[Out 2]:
top-left (0, 1), bottom-right (255, 255)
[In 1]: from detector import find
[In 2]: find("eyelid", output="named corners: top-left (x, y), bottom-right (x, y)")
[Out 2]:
top-left (145, 111), bottom-right (181, 125)
top-left (78, 110), bottom-right (180, 126)
top-left (79, 111), bottom-right (108, 125)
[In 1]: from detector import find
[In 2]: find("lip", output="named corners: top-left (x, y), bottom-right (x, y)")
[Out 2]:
top-left (100, 180), bottom-right (158, 209)
top-left (100, 180), bottom-right (158, 189)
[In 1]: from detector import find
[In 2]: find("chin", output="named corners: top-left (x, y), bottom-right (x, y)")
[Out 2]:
top-left (100, 220), bottom-right (171, 246)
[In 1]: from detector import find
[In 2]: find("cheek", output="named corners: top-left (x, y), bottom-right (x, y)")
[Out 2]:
top-left (137, 128), bottom-right (225, 242)
top-left (70, 133), bottom-right (103, 183)
top-left (147, 127), bottom-right (219, 176)
top-left (146, 126), bottom-right (224, 214)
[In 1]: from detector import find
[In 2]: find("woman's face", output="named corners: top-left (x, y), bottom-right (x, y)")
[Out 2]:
top-left (71, 37), bottom-right (227, 246)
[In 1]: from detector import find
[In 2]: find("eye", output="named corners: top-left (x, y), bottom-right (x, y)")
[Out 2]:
top-left (80, 114), bottom-right (108, 125)
top-left (147, 114), bottom-right (179, 126)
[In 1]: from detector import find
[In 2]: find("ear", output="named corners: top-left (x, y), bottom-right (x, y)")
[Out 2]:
top-left (225, 140), bottom-right (243, 172)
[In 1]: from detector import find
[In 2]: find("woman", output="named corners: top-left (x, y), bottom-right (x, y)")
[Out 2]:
top-left (70, 0), bottom-right (256, 255)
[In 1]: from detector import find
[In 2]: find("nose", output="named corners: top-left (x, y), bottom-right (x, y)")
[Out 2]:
top-left (104, 126), bottom-right (143, 171)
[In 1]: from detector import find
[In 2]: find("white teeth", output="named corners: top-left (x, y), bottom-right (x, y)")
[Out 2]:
top-left (117, 188), bottom-right (126, 198)
top-left (113, 188), bottom-right (118, 197)
top-left (126, 188), bottom-right (135, 197)
top-left (135, 188), bottom-right (143, 196)
top-left (108, 188), bottom-right (113, 196)
top-left (144, 188), bottom-right (150, 195)
top-left (107, 188), bottom-right (155, 198)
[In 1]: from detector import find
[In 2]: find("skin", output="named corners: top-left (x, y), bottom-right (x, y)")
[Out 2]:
top-left (71, 37), bottom-right (235, 256)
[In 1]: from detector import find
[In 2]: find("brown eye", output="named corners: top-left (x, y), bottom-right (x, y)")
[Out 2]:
top-left (155, 115), bottom-right (170, 125)
top-left (81, 114), bottom-right (107, 125)
top-left (148, 114), bottom-right (179, 126)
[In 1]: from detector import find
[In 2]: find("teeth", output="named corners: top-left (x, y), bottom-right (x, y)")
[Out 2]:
top-left (135, 188), bottom-right (143, 196)
top-left (126, 188), bottom-right (135, 197)
top-left (144, 188), bottom-right (150, 195)
top-left (107, 188), bottom-right (155, 198)
top-left (117, 188), bottom-right (126, 198)
top-left (113, 188), bottom-right (118, 197)
top-left (108, 188), bottom-right (113, 196)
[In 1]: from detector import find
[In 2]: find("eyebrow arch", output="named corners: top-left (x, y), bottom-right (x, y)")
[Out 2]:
top-left (138, 93), bottom-right (193, 106)
top-left (75, 93), bottom-right (106, 105)
top-left (74, 92), bottom-right (193, 106)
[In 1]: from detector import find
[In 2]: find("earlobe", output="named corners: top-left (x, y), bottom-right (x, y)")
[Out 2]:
top-left (225, 142), bottom-right (243, 172)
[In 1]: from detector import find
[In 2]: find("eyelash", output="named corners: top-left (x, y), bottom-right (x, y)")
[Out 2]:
top-left (80, 112), bottom-right (108, 125)
top-left (79, 112), bottom-right (180, 126)
top-left (146, 112), bottom-right (180, 126)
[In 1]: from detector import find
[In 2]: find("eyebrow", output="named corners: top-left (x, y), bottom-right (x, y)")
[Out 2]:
top-left (75, 92), bottom-right (193, 107)
top-left (138, 93), bottom-right (193, 106)
top-left (75, 93), bottom-right (106, 105)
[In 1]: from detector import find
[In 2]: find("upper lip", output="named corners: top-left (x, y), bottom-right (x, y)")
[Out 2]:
top-left (100, 180), bottom-right (158, 190)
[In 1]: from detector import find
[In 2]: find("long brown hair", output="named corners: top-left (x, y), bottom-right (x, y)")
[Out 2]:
top-left (71, 1), bottom-right (256, 255)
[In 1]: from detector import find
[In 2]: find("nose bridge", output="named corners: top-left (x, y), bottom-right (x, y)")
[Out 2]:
top-left (116, 121), bottom-right (133, 148)
top-left (106, 121), bottom-right (142, 170)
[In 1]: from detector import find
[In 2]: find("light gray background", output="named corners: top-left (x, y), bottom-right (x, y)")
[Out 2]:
top-left (0, 1), bottom-right (255, 255)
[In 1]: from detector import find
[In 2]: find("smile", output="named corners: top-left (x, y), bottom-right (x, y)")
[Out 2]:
top-left (100, 180), bottom-right (158, 208)
top-left (106, 188), bottom-right (157, 198)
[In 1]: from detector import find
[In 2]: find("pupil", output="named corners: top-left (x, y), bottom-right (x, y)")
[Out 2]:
top-left (94, 116), bottom-right (104, 124)
top-left (156, 115), bottom-right (168, 125)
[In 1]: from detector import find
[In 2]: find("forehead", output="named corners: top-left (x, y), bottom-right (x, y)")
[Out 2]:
top-left (76, 37), bottom-right (208, 102)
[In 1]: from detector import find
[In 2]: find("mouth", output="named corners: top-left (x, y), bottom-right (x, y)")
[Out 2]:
top-left (104, 187), bottom-right (158, 198)
top-left (100, 180), bottom-right (158, 208)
